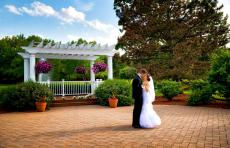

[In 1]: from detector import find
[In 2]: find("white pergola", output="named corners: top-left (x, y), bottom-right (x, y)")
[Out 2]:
top-left (18, 41), bottom-right (117, 82)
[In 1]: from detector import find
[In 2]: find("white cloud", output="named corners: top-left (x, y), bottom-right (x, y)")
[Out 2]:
top-left (58, 6), bottom-right (85, 24)
top-left (5, 5), bottom-right (22, 15)
top-left (86, 20), bottom-right (116, 34)
top-left (19, 1), bottom-right (56, 16)
top-left (5, 1), bottom-right (84, 24)
top-left (74, 0), bottom-right (94, 12)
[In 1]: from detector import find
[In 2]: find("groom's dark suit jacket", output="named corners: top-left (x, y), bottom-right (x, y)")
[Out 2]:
top-left (132, 74), bottom-right (143, 101)
top-left (132, 74), bottom-right (143, 126)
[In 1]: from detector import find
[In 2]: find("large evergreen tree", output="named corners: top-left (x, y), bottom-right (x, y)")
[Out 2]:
top-left (114, 0), bottom-right (230, 80)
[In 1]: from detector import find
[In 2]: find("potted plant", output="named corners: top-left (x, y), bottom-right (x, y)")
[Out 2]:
top-left (108, 93), bottom-right (118, 108)
top-left (33, 86), bottom-right (50, 112)
top-left (35, 96), bottom-right (47, 112)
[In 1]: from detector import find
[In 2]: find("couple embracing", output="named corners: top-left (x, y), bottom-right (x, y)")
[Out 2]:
top-left (132, 69), bottom-right (161, 129)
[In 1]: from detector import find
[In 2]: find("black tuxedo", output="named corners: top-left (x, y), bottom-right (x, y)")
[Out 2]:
top-left (132, 74), bottom-right (143, 127)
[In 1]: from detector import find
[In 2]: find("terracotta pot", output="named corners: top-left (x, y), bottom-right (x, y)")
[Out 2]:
top-left (35, 102), bottom-right (47, 112)
top-left (108, 98), bottom-right (118, 108)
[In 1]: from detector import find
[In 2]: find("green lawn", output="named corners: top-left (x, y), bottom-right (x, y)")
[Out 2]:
top-left (0, 84), bottom-right (13, 91)
top-left (155, 89), bottom-right (163, 96)
top-left (183, 89), bottom-right (192, 95)
top-left (155, 89), bottom-right (192, 97)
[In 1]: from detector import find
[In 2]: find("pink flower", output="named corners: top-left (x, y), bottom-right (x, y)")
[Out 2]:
top-left (35, 61), bottom-right (52, 73)
top-left (92, 62), bottom-right (107, 74)
top-left (74, 66), bottom-right (86, 74)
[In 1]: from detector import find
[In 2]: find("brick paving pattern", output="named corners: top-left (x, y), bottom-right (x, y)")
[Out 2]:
top-left (0, 105), bottom-right (230, 148)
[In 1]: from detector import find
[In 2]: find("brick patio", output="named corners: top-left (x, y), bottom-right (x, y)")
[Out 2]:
top-left (0, 105), bottom-right (230, 148)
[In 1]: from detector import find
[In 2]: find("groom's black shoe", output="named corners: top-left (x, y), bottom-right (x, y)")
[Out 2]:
top-left (132, 125), bottom-right (142, 128)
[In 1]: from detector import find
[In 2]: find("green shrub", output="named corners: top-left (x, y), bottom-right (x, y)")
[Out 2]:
top-left (0, 81), bottom-right (53, 111)
top-left (181, 79), bottom-right (191, 90)
top-left (159, 80), bottom-right (182, 100)
top-left (187, 84), bottom-right (212, 106)
top-left (208, 48), bottom-right (230, 100)
top-left (94, 79), bottom-right (133, 106)
top-left (96, 71), bottom-right (108, 80)
top-left (119, 66), bottom-right (136, 79)
top-left (0, 85), bottom-right (17, 108)
top-left (190, 79), bottom-right (209, 90)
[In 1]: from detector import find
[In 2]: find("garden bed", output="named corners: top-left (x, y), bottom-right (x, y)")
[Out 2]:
top-left (154, 94), bottom-right (188, 105)
top-left (154, 94), bottom-right (230, 109)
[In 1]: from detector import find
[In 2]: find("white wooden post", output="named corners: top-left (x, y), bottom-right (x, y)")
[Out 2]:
top-left (62, 79), bottom-right (65, 98)
top-left (29, 54), bottom-right (36, 81)
top-left (90, 60), bottom-right (95, 93)
top-left (24, 58), bottom-right (29, 81)
top-left (47, 79), bottom-right (50, 87)
top-left (107, 56), bottom-right (113, 79)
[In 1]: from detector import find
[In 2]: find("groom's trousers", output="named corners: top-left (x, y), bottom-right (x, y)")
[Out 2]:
top-left (132, 99), bottom-right (143, 126)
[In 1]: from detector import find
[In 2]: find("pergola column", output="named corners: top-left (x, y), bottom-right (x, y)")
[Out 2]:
top-left (107, 56), bottom-right (113, 79)
top-left (90, 60), bottom-right (95, 93)
top-left (29, 54), bottom-right (36, 81)
top-left (24, 58), bottom-right (30, 81)
top-left (90, 60), bottom-right (95, 82)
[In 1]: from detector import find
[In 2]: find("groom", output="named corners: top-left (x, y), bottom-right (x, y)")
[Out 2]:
top-left (132, 69), bottom-right (146, 128)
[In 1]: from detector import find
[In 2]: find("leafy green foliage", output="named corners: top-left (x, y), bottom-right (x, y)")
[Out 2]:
top-left (208, 48), bottom-right (230, 99)
top-left (187, 83), bottom-right (213, 106)
top-left (187, 79), bottom-right (213, 106)
top-left (0, 81), bottom-right (53, 111)
top-left (96, 71), bottom-right (108, 80)
top-left (190, 79), bottom-right (209, 90)
top-left (94, 79), bottom-right (133, 106)
top-left (159, 80), bottom-right (182, 100)
top-left (119, 66), bottom-right (136, 79)
top-left (51, 59), bottom-right (90, 81)
top-left (113, 53), bottom-right (133, 78)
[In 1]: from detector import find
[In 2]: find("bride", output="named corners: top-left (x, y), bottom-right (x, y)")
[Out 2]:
top-left (140, 71), bottom-right (161, 128)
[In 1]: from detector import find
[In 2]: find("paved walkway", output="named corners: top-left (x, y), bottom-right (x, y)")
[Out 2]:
top-left (0, 105), bottom-right (230, 148)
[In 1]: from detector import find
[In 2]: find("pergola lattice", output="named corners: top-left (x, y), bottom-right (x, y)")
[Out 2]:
top-left (18, 41), bottom-right (117, 82)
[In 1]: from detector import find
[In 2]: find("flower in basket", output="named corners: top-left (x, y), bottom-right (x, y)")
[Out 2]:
top-left (74, 66), bottom-right (86, 74)
top-left (35, 61), bottom-right (52, 74)
top-left (92, 62), bottom-right (107, 74)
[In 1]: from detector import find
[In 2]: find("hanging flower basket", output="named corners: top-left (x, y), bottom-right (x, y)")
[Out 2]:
top-left (74, 66), bottom-right (87, 80)
top-left (92, 62), bottom-right (107, 74)
top-left (74, 66), bottom-right (86, 74)
top-left (35, 61), bottom-right (52, 74)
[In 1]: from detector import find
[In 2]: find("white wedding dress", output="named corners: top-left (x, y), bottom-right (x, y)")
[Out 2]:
top-left (140, 77), bottom-right (161, 128)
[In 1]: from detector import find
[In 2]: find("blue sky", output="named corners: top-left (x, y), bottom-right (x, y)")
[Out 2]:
top-left (0, 0), bottom-right (119, 45)
top-left (0, 0), bottom-right (229, 45)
